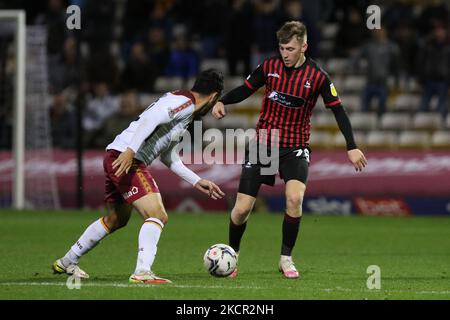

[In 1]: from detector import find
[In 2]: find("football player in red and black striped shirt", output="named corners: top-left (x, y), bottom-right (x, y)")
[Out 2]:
top-left (212, 21), bottom-right (367, 279)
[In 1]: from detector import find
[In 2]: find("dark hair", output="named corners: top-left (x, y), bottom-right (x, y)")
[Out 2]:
top-left (191, 69), bottom-right (224, 96)
top-left (276, 21), bottom-right (307, 44)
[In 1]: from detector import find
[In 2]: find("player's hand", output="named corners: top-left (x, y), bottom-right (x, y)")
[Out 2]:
top-left (112, 148), bottom-right (135, 177)
top-left (347, 149), bottom-right (368, 172)
top-left (194, 179), bottom-right (225, 200)
top-left (212, 101), bottom-right (226, 119)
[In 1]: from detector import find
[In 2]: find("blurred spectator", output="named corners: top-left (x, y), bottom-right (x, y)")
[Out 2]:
top-left (122, 0), bottom-right (153, 44)
top-left (0, 108), bottom-right (12, 150)
top-left (393, 23), bottom-right (418, 91)
top-left (353, 27), bottom-right (401, 117)
top-left (35, 0), bottom-right (68, 57)
top-left (144, 27), bottom-right (170, 77)
top-left (224, 0), bottom-right (253, 76)
top-left (335, 5), bottom-right (369, 57)
top-left (149, 0), bottom-right (176, 36)
top-left (50, 94), bottom-right (76, 149)
top-left (417, 24), bottom-right (450, 118)
top-left (251, 0), bottom-right (280, 68)
top-left (298, 0), bottom-right (333, 58)
top-left (417, 0), bottom-right (449, 37)
top-left (85, 52), bottom-right (119, 91)
top-left (91, 91), bottom-right (141, 148)
top-left (121, 42), bottom-right (158, 93)
top-left (165, 31), bottom-right (200, 78)
top-left (0, 32), bottom-right (14, 149)
top-left (48, 37), bottom-right (83, 94)
top-left (82, 0), bottom-right (116, 52)
top-left (82, 82), bottom-right (119, 142)
top-left (194, 0), bottom-right (227, 58)
top-left (383, 0), bottom-right (415, 34)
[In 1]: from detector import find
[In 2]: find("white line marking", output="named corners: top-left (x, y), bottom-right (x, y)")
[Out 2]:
top-left (1, 282), bottom-right (450, 295)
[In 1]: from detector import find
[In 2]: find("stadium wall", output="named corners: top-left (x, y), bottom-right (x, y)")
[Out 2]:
top-left (1, 150), bottom-right (449, 215)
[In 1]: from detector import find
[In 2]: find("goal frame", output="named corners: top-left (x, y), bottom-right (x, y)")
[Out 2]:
top-left (0, 10), bottom-right (26, 209)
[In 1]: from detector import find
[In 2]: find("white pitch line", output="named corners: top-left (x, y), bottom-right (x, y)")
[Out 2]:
top-left (1, 282), bottom-right (450, 296)
top-left (0, 282), bottom-right (267, 290)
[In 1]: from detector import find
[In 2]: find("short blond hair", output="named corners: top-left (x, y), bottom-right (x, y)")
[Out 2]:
top-left (276, 21), bottom-right (307, 44)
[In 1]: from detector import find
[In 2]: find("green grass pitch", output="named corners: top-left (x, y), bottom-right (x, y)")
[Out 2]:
top-left (0, 209), bottom-right (449, 300)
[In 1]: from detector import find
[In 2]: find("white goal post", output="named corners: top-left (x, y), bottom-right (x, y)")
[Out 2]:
top-left (0, 10), bottom-right (26, 209)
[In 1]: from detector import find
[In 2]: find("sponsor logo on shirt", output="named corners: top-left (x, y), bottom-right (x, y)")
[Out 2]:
top-left (267, 90), bottom-right (305, 108)
top-left (268, 73), bottom-right (280, 78)
top-left (122, 186), bottom-right (139, 200)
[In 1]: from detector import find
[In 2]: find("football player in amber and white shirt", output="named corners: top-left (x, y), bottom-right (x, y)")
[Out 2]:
top-left (53, 69), bottom-right (225, 284)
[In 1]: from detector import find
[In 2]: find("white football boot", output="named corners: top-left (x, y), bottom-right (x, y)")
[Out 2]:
top-left (279, 255), bottom-right (300, 279)
top-left (129, 271), bottom-right (172, 284)
top-left (52, 259), bottom-right (90, 279)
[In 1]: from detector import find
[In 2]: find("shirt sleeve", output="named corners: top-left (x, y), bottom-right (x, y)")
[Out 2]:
top-left (127, 102), bottom-right (172, 153)
top-left (320, 72), bottom-right (342, 108)
top-left (218, 63), bottom-right (266, 105)
top-left (243, 63), bottom-right (266, 91)
top-left (159, 142), bottom-right (201, 186)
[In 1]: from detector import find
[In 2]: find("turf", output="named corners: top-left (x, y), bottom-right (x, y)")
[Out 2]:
top-left (0, 209), bottom-right (449, 300)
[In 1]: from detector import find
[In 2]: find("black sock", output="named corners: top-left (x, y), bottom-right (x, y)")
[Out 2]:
top-left (281, 213), bottom-right (301, 256)
top-left (229, 219), bottom-right (247, 252)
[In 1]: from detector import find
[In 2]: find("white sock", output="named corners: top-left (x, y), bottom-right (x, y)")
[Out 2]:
top-left (63, 218), bottom-right (110, 266)
top-left (134, 217), bottom-right (164, 274)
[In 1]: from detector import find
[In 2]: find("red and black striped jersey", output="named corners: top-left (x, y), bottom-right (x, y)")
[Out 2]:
top-left (245, 56), bottom-right (341, 148)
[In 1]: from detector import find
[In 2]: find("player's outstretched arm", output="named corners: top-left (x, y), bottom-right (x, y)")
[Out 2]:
top-left (212, 101), bottom-right (226, 119)
top-left (347, 149), bottom-right (368, 172)
top-left (194, 179), bottom-right (225, 200)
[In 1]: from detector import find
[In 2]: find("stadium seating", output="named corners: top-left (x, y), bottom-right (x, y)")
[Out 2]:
top-left (154, 77), bottom-right (184, 92)
top-left (380, 112), bottom-right (412, 131)
top-left (200, 59), bottom-right (228, 75)
top-left (431, 131), bottom-right (450, 149)
top-left (343, 75), bottom-right (366, 93)
top-left (312, 112), bottom-right (339, 131)
top-left (333, 131), bottom-right (366, 149)
top-left (349, 112), bottom-right (378, 131)
top-left (392, 94), bottom-right (421, 112)
top-left (412, 112), bottom-right (443, 131)
top-left (398, 131), bottom-right (431, 149)
top-left (340, 94), bottom-right (361, 112)
top-left (365, 131), bottom-right (399, 149)
top-left (309, 130), bottom-right (334, 149)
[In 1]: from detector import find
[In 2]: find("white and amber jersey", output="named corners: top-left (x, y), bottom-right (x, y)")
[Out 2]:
top-left (106, 90), bottom-right (200, 185)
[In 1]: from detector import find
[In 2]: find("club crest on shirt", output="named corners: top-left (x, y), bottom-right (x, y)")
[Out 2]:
top-left (304, 79), bottom-right (311, 89)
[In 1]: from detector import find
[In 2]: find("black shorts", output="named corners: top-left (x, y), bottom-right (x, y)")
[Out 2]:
top-left (238, 145), bottom-right (311, 197)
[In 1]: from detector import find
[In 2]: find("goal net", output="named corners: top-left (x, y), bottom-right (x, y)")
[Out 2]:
top-left (0, 11), bottom-right (60, 209)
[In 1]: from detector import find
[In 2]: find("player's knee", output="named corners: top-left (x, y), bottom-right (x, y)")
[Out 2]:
top-left (232, 205), bottom-right (252, 219)
top-left (104, 215), bottom-right (128, 231)
top-left (286, 193), bottom-right (304, 209)
top-left (140, 206), bottom-right (168, 225)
